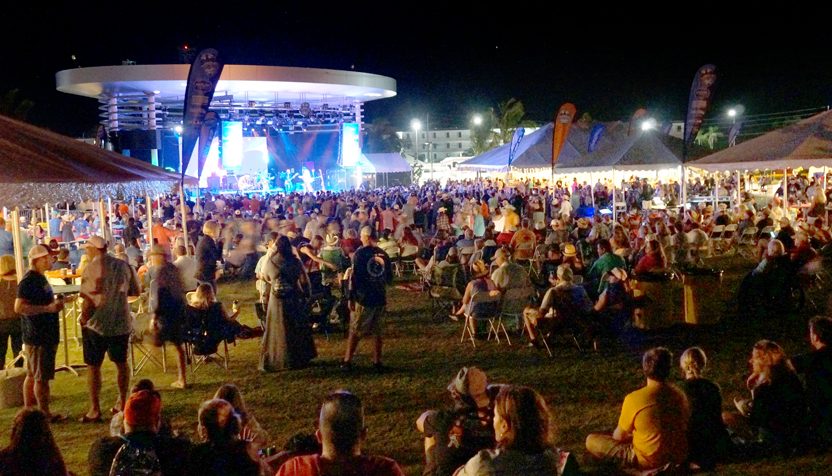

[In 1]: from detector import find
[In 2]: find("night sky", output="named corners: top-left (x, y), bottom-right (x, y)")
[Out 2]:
top-left (4, 3), bottom-right (831, 136)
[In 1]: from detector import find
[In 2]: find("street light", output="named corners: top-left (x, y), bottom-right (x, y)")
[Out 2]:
top-left (412, 116), bottom-right (433, 181)
top-left (472, 114), bottom-right (483, 126)
top-left (411, 119), bottom-right (421, 164)
top-left (640, 118), bottom-right (657, 131)
top-left (727, 105), bottom-right (744, 146)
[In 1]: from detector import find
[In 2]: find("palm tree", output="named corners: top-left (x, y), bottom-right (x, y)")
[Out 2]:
top-left (0, 89), bottom-right (34, 120)
top-left (694, 125), bottom-right (724, 149)
top-left (494, 98), bottom-right (535, 145)
top-left (363, 118), bottom-right (402, 153)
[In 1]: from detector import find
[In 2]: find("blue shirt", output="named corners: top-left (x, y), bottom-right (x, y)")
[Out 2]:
top-left (0, 229), bottom-right (13, 255)
top-left (48, 218), bottom-right (62, 237)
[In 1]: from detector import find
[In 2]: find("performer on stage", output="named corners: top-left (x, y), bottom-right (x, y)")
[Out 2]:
top-left (316, 169), bottom-right (326, 192)
top-left (301, 167), bottom-right (314, 193)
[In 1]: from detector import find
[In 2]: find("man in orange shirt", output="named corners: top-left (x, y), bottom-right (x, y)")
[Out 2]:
top-left (149, 218), bottom-right (178, 249)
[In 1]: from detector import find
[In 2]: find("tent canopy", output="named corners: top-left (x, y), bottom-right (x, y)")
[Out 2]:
top-left (0, 114), bottom-right (184, 207)
top-left (362, 153), bottom-right (411, 173)
top-left (688, 109), bottom-right (832, 172)
top-left (558, 126), bottom-right (685, 173)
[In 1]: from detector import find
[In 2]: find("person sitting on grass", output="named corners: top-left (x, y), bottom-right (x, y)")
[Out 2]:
top-left (276, 390), bottom-right (404, 476)
top-left (416, 367), bottom-right (501, 476)
top-left (188, 398), bottom-right (266, 476)
top-left (0, 408), bottom-right (68, 476)
top-left (723, 340), bottom-right (809, 455)
top-left (89, 388), bottom-right (191, 476)
top-left (792, 316), bottom-right (832, 449)
top-left (679, 347), bottom-right (732, 471)
top-left (214, 383), bottom-right (270, 454)
top-left (454, 385), bottom-right (579, 475)
top-left (586, 347), bottom-right (689, 471)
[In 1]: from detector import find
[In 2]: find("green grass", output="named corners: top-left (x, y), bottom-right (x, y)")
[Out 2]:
top-left (2, 256), bottom-right (831, 475)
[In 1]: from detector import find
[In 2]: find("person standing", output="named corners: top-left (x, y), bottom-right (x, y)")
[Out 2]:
top-left (145, 245), bottom-right (189, 389)
top-left (14, 245), bottom-right (65, 422)
top-left (0, 255), bottom-right (22, 369)
top-left (79, 236), bottom-right (140, 423)
top-left (259, 236), bottom-right (316, 372)
top-left (195, 220), bottom-right (223, 292)
top-left (341, 226), bottom-right (392, 372)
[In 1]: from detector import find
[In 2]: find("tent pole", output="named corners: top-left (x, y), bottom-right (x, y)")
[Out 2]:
top-left (590, 171), bottom-right (595, 210)
top-left (12, 208), bottom-right (24, 283)
top-left (681, 166), bottom-right (687, 219)
top-left (107, 197), bottom-right (114, 244)
top-left (179, 183), bottom-right (190, 254)
top-left (97, 199), bottom-right (107, 242)
top-left (612, 168), bottom-right (617, 223)
top-left (735, 170), bottom-right (741, 210)
top-left (146, 193), bottom-right (154, 248)
top-left (783, 168), bottom-right (788, 210)
top-left (714, 173), bottom-right (718, 210)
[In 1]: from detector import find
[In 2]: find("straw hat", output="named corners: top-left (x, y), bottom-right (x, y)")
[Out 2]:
top-left (577, 218), bottom-right (590, 229)
top-left (324, 234), bottom-right (340, 247)
top-left (562, 243), bottom-right (577, 257)
top-left (610, 267), bottom-right (628, 281)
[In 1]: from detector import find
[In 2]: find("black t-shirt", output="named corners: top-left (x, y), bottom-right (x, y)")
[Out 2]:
top-left (422, 404), bottom-right (496, 476)
top-left (17, 270), bottom-right (59, 346)
top-left (350, 245), bottom-right (392, 307)
top-left (88, 432), bottom-right (191, 476)
top-left (681, 378), bottom-right (730, 464)
top-left (792, 346), bottom-right (832, 441)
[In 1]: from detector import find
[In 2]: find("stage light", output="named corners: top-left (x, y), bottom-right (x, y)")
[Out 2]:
top-left (174, 125), bottom-right (183, 134)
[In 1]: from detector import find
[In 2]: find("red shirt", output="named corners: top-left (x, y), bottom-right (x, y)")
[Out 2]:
top-left (275, 454), bottom-right (404, 476)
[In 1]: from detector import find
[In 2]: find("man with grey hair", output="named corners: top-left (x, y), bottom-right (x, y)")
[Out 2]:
top-left (276, 390), bottom-right (404, 475)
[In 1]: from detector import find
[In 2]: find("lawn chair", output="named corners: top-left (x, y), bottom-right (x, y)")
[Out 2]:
top-left (428, 264), bottom-right (464, 321)
top-left (183, 305), bottom-right (231, 375)
top-left (497, 286), bottom-right (535, 342)
top-left (128, 298), bottom-right (168, 377)
top-left (460, 290), bottom-right (502, 348)
top-left (737, 226), bottom-right (758, 259)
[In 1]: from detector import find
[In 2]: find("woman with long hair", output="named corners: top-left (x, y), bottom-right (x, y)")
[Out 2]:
top-left (633, 239), bottom-right (668, 275)
top-left (455, 385), bottom-right (578, 475)
top-left (214, 383), bottom-right (270, 453)
top-left (259, 236), bottom-right (316, 371)
top-left (0, 408), bottom-right (68, 476)
top-left (724, 340), bottom-right (808, 452)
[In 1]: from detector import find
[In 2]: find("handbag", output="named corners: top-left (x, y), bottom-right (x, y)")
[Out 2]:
top-left (0, 353), bottom-right (26, 409)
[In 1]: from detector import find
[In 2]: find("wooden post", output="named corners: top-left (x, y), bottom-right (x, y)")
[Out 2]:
top-left (11, 208), bottom-right (24, 282)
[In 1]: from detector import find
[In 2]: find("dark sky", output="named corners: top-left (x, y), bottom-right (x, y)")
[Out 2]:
top-left (4, 3), bottom-right (831, 136)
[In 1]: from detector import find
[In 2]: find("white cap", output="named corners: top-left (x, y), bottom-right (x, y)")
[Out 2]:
top-left (28, 245), bottom-right (50, 261)
top-left (86, 235), bottom-right (107, 249)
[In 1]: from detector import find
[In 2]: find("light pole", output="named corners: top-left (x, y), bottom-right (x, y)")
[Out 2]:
top-left (412, 116), bottom-right (433, 182)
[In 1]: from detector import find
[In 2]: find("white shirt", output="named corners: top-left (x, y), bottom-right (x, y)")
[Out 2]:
top-left (173, 255), bottom-right (199, 291)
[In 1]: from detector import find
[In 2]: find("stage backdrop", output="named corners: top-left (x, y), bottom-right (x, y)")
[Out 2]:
top-left (266, 131), bottom-right (340, 174)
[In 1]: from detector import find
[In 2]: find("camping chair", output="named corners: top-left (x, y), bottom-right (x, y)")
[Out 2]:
top-left (128, 295), bottom-right (168, 377)
top-left (183, 305), bottom-right (230, 375)
top-left (428, 264), bottom-right (464, 321)
top-left (498, 286), bottom-right (535, 339)
top-left (307, 271), bottom-right (337, 339)
top-left (460, 290), bottom-right (502, 348)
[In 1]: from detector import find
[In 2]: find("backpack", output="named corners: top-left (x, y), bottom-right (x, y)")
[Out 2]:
top-left (108, 436), bottom-right (162, 476)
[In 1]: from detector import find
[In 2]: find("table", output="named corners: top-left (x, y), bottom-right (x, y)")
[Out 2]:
top-left (45, 269), bottom-right (82, 281)
top-left (52, 284), bottom-right (84, 376)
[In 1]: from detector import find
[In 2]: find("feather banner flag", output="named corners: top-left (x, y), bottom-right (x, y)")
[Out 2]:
top-left (551, 103), bottom-right (577, 169)
top-left (507, 127), bottom-right (525, 167)
top-left (684, 64), bottom-right (718, 145)
top-left (627, 108), bottom-right (648, 136)
top-left (588, 123), bottom-right (605, 152)
top-left (181, 48), bottom-right (224, 182)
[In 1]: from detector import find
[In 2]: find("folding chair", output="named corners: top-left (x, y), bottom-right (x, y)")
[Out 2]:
top-left (737, 226), bottom-right (758, 259)
top-left (460, 290), bottom-right (502, 348)
top-left (708, 224), bottom-right (725, 253)
top-left (128, 310), bottom-right (168, 376)
top-left (719, 224), bottom-right (738, 254)
top-left (183, 305), bottom-right (230, 374)
top-left (428, 264), bottom-right (464, 321)
top-left (499, 287), bottom-right (535, 338)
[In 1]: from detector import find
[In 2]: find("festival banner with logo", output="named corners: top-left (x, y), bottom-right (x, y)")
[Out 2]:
top-left (588, 123), bottom-right (605, 152)
top-left (507, 127), bottom-right (525, 167)
top-left (181, 48), bottom-right (224, 181)
top-left (684, 64), bottom-right (717, 145)
top-left (551, 103), bottom-right (577, 168)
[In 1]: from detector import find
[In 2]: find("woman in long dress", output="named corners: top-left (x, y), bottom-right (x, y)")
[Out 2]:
top-left (259, 236), bottom-right (316, 371)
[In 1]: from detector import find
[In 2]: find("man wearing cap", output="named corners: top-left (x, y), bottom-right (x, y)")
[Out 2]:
top-left (79, 235), bottom-right (141, 422)
top-left (88, 389), bottom-right (192, 476)
top-left (416, 367), bottom-right (501, 476)
top-left (342, 226), bottom-right (392, 372)
top-left (14, 245), bottom-right (65, 421)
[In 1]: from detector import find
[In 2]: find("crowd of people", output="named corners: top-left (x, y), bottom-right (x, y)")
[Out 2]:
top-left (1, 172), bottom-right (831, 475)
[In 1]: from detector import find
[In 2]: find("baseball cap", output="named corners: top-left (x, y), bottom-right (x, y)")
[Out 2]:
top-left (86, 235), bottom-right (107, 250)
top-left (28, 245), bottom-right (50, 261)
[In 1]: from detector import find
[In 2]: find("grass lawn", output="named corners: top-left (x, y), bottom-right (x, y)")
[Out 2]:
top-left (2, 255), bottom-right (831, 475)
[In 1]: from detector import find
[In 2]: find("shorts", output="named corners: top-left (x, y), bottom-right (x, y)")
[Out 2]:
top-left (82, 328), bottom-right (129, 366)
top-left (349, 304), bottom-right (385, 337)
top-left (24, 344), bottom-right (58, 381)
